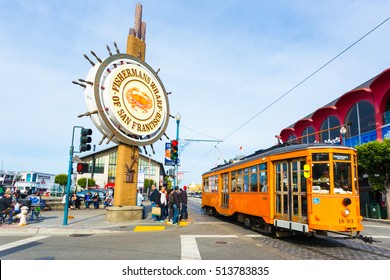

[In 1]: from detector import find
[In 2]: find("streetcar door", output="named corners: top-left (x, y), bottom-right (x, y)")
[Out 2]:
top-left (274, 159), bottom-right (307, 226)
top-left (221, 173), bottom-right (229, 209)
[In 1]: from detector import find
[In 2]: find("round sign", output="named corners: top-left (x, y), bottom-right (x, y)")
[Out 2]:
top-left (83, 53), bottom-right (170, 146)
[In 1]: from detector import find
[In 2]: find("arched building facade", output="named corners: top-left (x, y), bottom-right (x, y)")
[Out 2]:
top-left (279, 68), bottom-right (390, 146)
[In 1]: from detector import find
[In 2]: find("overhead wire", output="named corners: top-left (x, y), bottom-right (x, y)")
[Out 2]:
top-left (189, 15), bottom-right (390, 171)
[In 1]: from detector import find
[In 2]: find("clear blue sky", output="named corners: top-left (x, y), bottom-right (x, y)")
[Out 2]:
top-left (1, 0), bottom-right (390, 186)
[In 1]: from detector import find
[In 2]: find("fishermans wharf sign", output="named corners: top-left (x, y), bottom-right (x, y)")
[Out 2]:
top-left (82, 53), bottom-right (170, 146)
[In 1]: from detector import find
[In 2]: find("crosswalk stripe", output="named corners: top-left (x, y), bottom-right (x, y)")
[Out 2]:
top-left (181, 235), bottom-right (238, 260)
top-left (0, 236), bottom-right (49, 252)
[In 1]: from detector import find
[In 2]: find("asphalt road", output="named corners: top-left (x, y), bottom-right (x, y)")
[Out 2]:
top-left (0, 197), bottom-right (389, 261)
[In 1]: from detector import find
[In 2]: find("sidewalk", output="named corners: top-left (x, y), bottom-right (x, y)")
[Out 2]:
top-left (0, 204), bottom-right (186, 235)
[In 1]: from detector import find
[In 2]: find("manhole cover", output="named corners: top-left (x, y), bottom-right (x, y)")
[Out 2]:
top-left (69, 234), bottom-right (94, 237)
top-left (36, 256), bottom-right (55, 260)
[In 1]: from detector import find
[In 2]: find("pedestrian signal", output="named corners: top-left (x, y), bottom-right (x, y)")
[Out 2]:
top-left (76, 163), bottom-right (89, 174)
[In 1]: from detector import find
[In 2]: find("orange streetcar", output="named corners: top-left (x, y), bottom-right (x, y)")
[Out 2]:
top-left (202, 143), bottom-right (364, 238)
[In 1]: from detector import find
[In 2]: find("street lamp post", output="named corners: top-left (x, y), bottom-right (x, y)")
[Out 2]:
top-left (340, 126), bottom-right (347, 146)
top-left (173, 113), bottom-right (181, 188)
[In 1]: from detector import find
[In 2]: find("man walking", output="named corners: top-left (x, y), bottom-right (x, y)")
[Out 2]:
top-left (172, 187), bottom-right (180, 225)
top-left (180, 186), bottom-right (188, 220)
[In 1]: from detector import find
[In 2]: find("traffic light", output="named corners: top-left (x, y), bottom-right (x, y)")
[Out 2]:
top-left (76, 163), bottom-right (89, 174)
top-left (170, 139), bottom-right (179, 164)
top-left (80, 128), bottom-right (92, 152)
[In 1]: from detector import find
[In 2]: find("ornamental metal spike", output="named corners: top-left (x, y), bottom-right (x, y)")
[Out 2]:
top-left (155, 68), bottom-right (160, 75)
top-left (113, 41), bottom-right (120, 54)
top-left (83, 54), bottom-right (95, 66)
top-left (90, 50), bottom-right (102, 63)
top-left (150, 144), bottom-right (155, 154)
top-left (106, 134), bottom-right (115, 144)
top-left (78, 110), bottom-right (98, 118)
top-left (98, 135), bottom-right (107, 145)
top-left (106, 45), bottom-right (113, 56)
top-left (164, 133), bottom-right (170, 140)
top-left (72, 80), bottom-right (86, 88)
top-left (78, 78), bottom-right (93, 86)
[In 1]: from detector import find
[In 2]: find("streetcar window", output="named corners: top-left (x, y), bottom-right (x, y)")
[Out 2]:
top-left (259, 163), bottom-right (268, 192)
top-left (300, 161), bottom-right (307, 192)
top-left (237, 171), bottom-right (243, 192)
top-left (244, 174), bottom-right (249, 192)
top-left (231, 171), bottom-right (237, 192)
top-left (203, 178), bottom-right (209, 192)
top-left (333, 162), bottom-right (352, 194)
top-left (259, 163), bottom-right (267, 171)
top-left (313, 153), bottom-right (329, 161)
top-left (260, 172), bottom-right (268, 192)
top-left (250, 173), bottom-right (258, 192)
top-left (251, 166), bottom-right (257, 173)
top-left (312, 163), bottom-right (330, 193)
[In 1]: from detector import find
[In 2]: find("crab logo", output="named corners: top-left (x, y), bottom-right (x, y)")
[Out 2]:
top-left (126, 87), bottom-right (153, 113)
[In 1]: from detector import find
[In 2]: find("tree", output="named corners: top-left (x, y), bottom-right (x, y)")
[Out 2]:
top-left (77, 178), bottom-right (96, 188)
top-left (143, 178), bottom-right (156, 194)
top-left (55, 174), bottom-right (68, 186)
top-left (356, 139), bottom-right (390, 218)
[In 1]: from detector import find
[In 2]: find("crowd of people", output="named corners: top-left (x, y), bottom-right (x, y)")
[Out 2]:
top-left (0, 187), bottom-right (43, 224)
top-left (63, 191), bottom-right (113, 210)
top-left (145, 184), bottom-right (188, 225)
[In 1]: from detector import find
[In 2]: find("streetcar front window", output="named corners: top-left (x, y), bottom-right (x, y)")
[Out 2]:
top-left (312, 163), bottom-right (330, 193)
top-left (333, 162), bottom-right (352, 194)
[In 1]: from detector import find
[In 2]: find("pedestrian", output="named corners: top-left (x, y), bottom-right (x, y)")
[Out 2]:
top-left (157, 186), bottom-right (167, 222)
top-left (71, 193), bottom-right (81, 209)
top-left (0, 189), bottom-right (13, 221)
top-left (180, 185), bottom-right (188, 220)
top-left (92, 192), bottom-right (100, 209)
top-left (137, 189), bottom-right (145, 219)
top-left (172, 187), bottom-right (180, 225)
top-left (103, 192), bottom-right (112, 208)
top-left (167, 189), bottom-right (174, 223)
top-left (84, 192), bottom-right (92, 209)
top-left (149, 184), bottom-right (159, 220)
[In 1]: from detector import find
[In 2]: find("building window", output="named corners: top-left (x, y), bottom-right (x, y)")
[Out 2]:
top-left (383, 95), bottom-right (390, 125)
top-left (345, 101), bottom-right (376, 145)
top-left (94, 157), bottom-right (105, 174)
top-left (287, 134), bottom-right (298, 143)
top-left (301, 126), bottom-right (316, 143)
top-left (108, 152), bottom-right (117, 178)
top-left (320, 116), bottom-right (340, 143)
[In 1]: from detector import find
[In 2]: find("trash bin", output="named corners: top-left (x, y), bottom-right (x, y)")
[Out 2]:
top-left (370, 203), bottom-right (381, 219)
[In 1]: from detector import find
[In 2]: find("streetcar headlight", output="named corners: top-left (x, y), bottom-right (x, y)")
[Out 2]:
top-left (342, 209), bottom-right (350, 217)
top-left (342, 198), bottom-right (352, 206)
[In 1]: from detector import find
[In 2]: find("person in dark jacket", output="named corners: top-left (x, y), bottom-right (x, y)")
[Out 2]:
top-left (180, 186), bottom-right (188, 220)
top-left (172, 187), bottom-right (180, 225)
top-left (149, 185), bottom-right (160, 220)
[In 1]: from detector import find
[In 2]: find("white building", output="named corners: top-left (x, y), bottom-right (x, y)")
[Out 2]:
top-left (76, 145), bottom-right (166, 192)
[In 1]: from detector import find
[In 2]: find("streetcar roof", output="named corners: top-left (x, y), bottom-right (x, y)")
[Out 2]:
top-left (203, 143), bottom-right (355, 175)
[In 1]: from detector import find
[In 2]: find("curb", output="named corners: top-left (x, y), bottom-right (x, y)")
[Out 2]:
top-left (363, 218), bottom-right (390, 224)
